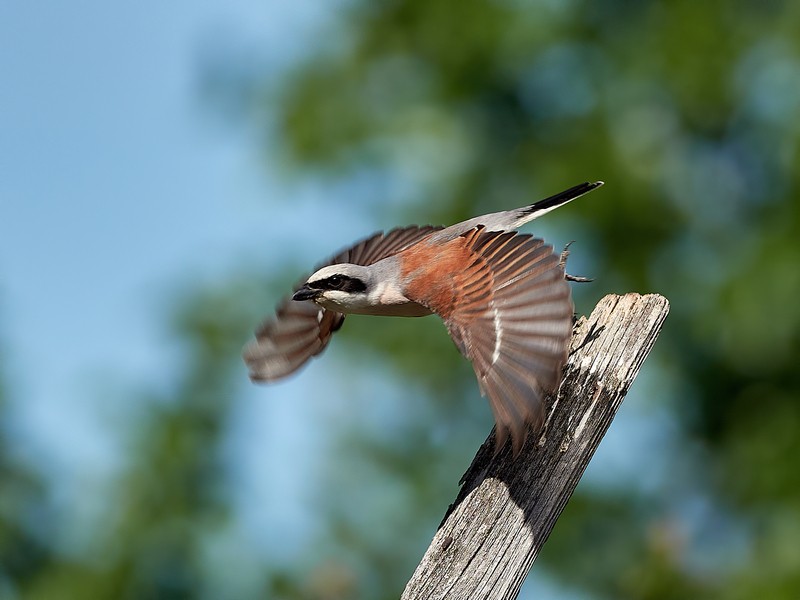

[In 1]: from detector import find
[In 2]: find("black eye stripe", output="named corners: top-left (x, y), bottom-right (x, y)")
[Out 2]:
top-left (341, 278), bottom-right (367, 293)
top-left (307, 275), bottom-right (366, 293)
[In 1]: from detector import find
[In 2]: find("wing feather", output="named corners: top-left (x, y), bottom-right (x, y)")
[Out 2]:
top-left (406, 227), bottom-right (573, 455)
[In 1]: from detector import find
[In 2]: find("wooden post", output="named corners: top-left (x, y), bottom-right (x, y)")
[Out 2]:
top-left (402, 293), bottom-right (670, 600)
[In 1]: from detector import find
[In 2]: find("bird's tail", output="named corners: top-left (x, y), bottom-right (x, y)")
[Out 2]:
top-left (428, 181), bottom-right (604, 243)
top-left (515, 181), bottom-right (603, 227)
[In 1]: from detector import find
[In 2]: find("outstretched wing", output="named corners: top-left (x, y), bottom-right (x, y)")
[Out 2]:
top-left (243, 225), bottom-right (442, 382)
top-left (403, 226), bottom-right (573, 454)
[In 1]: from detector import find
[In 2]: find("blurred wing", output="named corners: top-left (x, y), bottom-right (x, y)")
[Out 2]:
top-left (243, 299), bottom-right (345, 383)
top-left (406, 227), bottom-right (573, 454)
top-left (244, 225), bottom-right (443, 382)
top-left (326, 224), bottom-right (443, 269)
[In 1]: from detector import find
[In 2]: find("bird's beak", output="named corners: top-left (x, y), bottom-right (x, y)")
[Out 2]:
top-left (292, 285), bottom-right (320, 302)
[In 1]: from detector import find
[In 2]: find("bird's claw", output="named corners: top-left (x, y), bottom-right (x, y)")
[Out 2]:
top-left (559, 242), bottom-right (592, 283)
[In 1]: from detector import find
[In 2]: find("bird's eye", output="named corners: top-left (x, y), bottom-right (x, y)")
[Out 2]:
top-left (327, 275), bottom-right (344, 289)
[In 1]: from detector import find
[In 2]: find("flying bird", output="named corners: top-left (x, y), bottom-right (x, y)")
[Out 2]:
top-left (244, 181), bottom-right (602, 454)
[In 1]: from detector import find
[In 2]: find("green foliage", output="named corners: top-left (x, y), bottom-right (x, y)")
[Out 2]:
top-left (266, 0), bottom-right (800, 596)
top-left (0, 337), bottom-right (54, 597)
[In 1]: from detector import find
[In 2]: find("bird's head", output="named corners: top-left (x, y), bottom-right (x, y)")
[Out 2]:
top-left (293, 264), bottom-right (375, 313)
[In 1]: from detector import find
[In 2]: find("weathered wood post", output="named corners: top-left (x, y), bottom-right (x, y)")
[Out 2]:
top-left (402, 293), bottom-right (670, 600)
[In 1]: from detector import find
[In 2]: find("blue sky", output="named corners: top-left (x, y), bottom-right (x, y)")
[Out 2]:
top-left (0, 0), bottom-right (355, 554)
top-left (0, 1), bottom-right (321, 414)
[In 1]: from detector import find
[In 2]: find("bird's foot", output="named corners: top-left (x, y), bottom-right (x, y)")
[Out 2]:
top-left (559, 242), bottom-right (593, 283)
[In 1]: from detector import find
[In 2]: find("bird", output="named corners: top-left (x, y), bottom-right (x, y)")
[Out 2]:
top-left (243, 181), bottom-right (603, 455)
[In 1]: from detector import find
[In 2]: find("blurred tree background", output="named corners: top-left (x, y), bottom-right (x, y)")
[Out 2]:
top-left (3, 0), bottom-right (800, 599)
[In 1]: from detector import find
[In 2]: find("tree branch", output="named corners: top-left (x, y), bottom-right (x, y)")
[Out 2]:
top-left (402, 293), bottom-right (670, 600)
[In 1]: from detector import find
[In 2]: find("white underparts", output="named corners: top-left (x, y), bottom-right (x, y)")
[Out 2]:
top-left (374, 280), bottom-right (410, 306)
